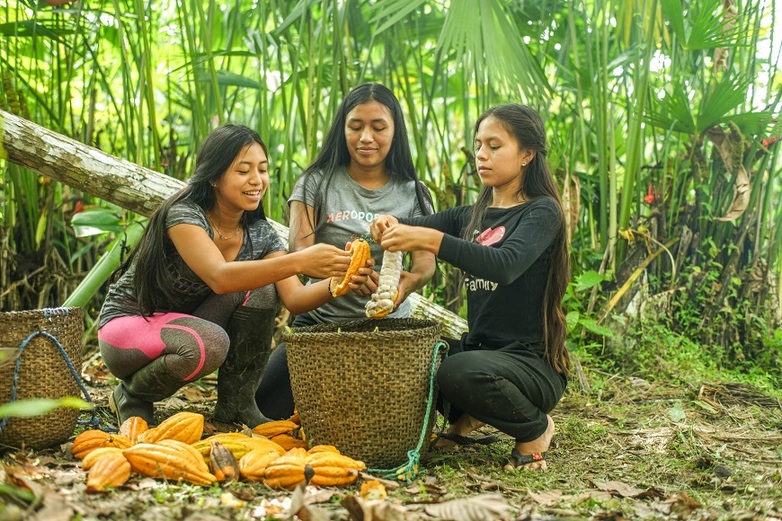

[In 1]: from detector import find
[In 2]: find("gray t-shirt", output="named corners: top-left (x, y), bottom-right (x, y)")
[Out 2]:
top-left (289, 166), bottom-right (429, 323)
top-left (98, 199), bottom-right (286, 328)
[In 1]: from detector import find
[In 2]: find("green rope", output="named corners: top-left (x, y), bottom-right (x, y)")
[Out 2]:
top-left (367, 340), bottom-right (448, 482)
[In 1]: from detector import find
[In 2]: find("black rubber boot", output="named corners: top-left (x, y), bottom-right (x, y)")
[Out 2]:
top-left (109, 357), bottom-right (184, 426)
top-left (212, 306), bottom-right (276, 429)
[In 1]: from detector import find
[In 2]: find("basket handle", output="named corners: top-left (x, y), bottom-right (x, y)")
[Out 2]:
top-left (0, 329), bottom-right (101, 436)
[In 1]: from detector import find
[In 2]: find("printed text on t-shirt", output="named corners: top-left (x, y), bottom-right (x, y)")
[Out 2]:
top-left (326, 210), bottom-right (382, 224)
top-left (464, 275), bottom-right (499, 292)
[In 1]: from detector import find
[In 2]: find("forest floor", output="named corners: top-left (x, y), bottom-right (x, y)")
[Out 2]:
top-left (1, 356), bottom-right (781, 521)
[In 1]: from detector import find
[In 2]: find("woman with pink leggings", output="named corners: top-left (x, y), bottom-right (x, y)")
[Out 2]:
top-left (97, 125), bottom-right (371, 429)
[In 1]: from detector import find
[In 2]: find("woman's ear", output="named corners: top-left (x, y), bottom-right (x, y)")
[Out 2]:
top-left (521, 149), bottom-right (536, 167)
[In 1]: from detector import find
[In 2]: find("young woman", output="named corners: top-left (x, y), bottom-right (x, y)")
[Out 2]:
top-left (255, 83), bottom-right (437, 419)
top-left (97, 124), bottom-right (366, 429)
top-left (370, 104), bottom-right (570, 471)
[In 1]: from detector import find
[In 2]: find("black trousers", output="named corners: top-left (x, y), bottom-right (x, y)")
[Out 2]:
top-left (437, 336), bottom-right (567, 443)
top-left (254, 312), bottom-right (318, 419)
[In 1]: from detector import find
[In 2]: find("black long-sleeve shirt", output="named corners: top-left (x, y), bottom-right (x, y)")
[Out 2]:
top-left (402, 197), bottom-right (561, 351)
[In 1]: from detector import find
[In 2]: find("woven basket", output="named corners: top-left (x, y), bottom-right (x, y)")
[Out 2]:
top-left (284, 318), bottom-right (443, 469)
top-left (0, 307), bottom-right (84, 449)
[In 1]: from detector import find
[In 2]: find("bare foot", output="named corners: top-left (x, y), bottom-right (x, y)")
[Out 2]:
top-left (434, 414), bottom-right (486, 449)
top-left (503, 415), bottom-right (555, 471)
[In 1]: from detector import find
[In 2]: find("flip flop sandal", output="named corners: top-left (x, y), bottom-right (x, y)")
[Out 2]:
top-left (439, 432), bottom-right (501, 445)
top-left (508, 448), bottom-right (547, 468)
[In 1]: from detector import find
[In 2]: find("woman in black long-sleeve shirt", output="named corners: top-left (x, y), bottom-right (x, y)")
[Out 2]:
top-left (370, 104), bottom-right (570, 471)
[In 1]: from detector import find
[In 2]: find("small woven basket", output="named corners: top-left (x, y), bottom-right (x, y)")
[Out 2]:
top-left (0, 307), bottom-right (84, 449)
top-left (284, 318), bottom-right (443, 469)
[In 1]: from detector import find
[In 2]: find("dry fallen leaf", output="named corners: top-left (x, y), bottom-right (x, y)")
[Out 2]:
top-left (341, 495), bottom-right (412, 521)
top-left (590, 479), bottom-right (664, 499)
top-left (424, 493), bottom-right (511, 521)
top-left (527, 488), bottom-right (564, 507)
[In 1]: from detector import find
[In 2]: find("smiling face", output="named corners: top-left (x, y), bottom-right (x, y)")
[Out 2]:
top-left (474, 115), bottom-right (534, 194)
top-left (212, 142), bottom-right (269, 214)
top-left (344, 100), bottom-right (395, 175)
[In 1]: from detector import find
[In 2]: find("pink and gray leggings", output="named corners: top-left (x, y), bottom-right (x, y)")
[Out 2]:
top-left (98, 289), bottom-right (272, 387)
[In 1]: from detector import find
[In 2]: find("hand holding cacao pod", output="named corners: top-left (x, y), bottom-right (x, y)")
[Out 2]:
top-left (329, 239), bottom-right (372, 297)
top-left (298, 243), bottom-right (353, 280)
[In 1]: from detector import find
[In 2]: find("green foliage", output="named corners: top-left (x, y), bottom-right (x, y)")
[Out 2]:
top-left (0, 0), bottom-right (780, 384)
top-left (0, 396), bottom-right (92, 418)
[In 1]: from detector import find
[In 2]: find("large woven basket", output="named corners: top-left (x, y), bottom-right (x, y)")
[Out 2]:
top-left (284, 318), bottom-right (443, 469)
top-left (0, 307), bottom-right (84, 449)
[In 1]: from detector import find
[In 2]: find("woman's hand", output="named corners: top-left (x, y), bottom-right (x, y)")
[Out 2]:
top-left (297, 243), bottom-right (351, 279)
top-left (370, 215), bottom-right (399, 243)
top-left (347, 258), bottom-right (377, 297)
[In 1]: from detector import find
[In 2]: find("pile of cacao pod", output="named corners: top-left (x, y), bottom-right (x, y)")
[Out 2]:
top-left (72, 412), bottom-right (366, 493)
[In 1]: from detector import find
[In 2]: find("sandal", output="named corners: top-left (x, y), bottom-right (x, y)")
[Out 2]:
top-left (439, 432), bottom-right (500, 446)
top-left (506, 448), bottom-right (547, 469)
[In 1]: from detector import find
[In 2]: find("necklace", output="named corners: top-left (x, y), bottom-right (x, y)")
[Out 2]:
top-left (207, 214), bottom-right (242, 240)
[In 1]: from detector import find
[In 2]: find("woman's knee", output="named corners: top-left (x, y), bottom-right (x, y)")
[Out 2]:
top-left (162, 317), bottom-right (230, 376)
top-left (436, 353), bottom-right (474, 395)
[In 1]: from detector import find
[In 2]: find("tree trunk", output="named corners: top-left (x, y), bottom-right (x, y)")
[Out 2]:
top-left (1, 110), bottom-right (468, 338)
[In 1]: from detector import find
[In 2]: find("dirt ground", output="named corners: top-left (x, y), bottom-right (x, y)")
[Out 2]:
top-left (1, 360), bottom-right (781, 521)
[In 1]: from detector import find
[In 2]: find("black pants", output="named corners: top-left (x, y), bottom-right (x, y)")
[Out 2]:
top-left (437, 336), bottom-right (567, 443)
top-left (254, 312), bottom-right (318, 419)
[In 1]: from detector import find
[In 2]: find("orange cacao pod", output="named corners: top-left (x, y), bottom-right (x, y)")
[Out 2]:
top-left (270, 434), bottom-right (307, 451)
top-left (330, 238), bottom-right (371, 297)
top-left (124, 441), bottom-right (216, 486)
top-left (305, 451), bottom-right (365, 488)
top-left (307, 444), bottom-right (340, 454)
top-left (138, 411), bottom-right (204, 445)
top-left (263, 448), bottom-right (313, 490)
top-left (193, 433), bottom-right (285, 461)
top-left (251, 419), bottom-right (298, 438)
top-left (238, 448), bottom-right (282, 482)
top-left (118, 416), bottom-right (149, 444)
top-left (72, 430), bottom-right (132, 459)
top-left (85, 451), bottom-right (131, 494)
top-left (82, 447), bottom-right (125, 470)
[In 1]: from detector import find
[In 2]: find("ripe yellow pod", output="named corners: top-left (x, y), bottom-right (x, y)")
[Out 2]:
top-left (330, 239), bottom-right (372, 297)
top-left (86, 452), bottom-right (131, 494)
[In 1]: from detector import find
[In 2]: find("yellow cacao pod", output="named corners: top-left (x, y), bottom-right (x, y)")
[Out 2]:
top-left (330, 238), bottom-right (372, 297)
top-left (270, 434), bottom-right (307, 451)
top-left (238, 448), bottom-right (282, 482)
top-left (305, 450), bottom-right (365, 488)
top-left (124, 441), bottom-right (216, 486)
top-left (263, 449), bottom-right (313, 490)
top-left (308, 466), bottom-right (359, 487)
top-left (307, 444), bottom-right (340, 454)
top-left (193, 433), bottom-right (285, 460)
top-left (251, 419), bottom-right (298, 438)
top-left (71, 430), bottom-right (132, 459)
top-left (82, 447), bottom-right (125, 470)
top-left (138, 411), bottom-right (204, 445)
top-left (85, 452), bottom-right (131, 494)
top-left (305, 451), bottom-right (366, 471)
top-left (118, 416), bottom-right (148, 444)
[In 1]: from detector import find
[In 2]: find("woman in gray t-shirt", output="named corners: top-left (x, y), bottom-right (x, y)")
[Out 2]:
top-left (255, 83), bottom-right (437, 419)
top-left (98, 124), bottom-right (365, 430)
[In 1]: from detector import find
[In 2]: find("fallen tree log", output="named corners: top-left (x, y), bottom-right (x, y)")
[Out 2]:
top-left (1, 109), bottom-right (468, 338)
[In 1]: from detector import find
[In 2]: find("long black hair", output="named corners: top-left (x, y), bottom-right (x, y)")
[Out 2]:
top-left (299, 83), bottom-right (433, 232)
top-left (464, 104), bottom-right (571, 374)
top-left (124, 124), bottom-right (268, 315)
